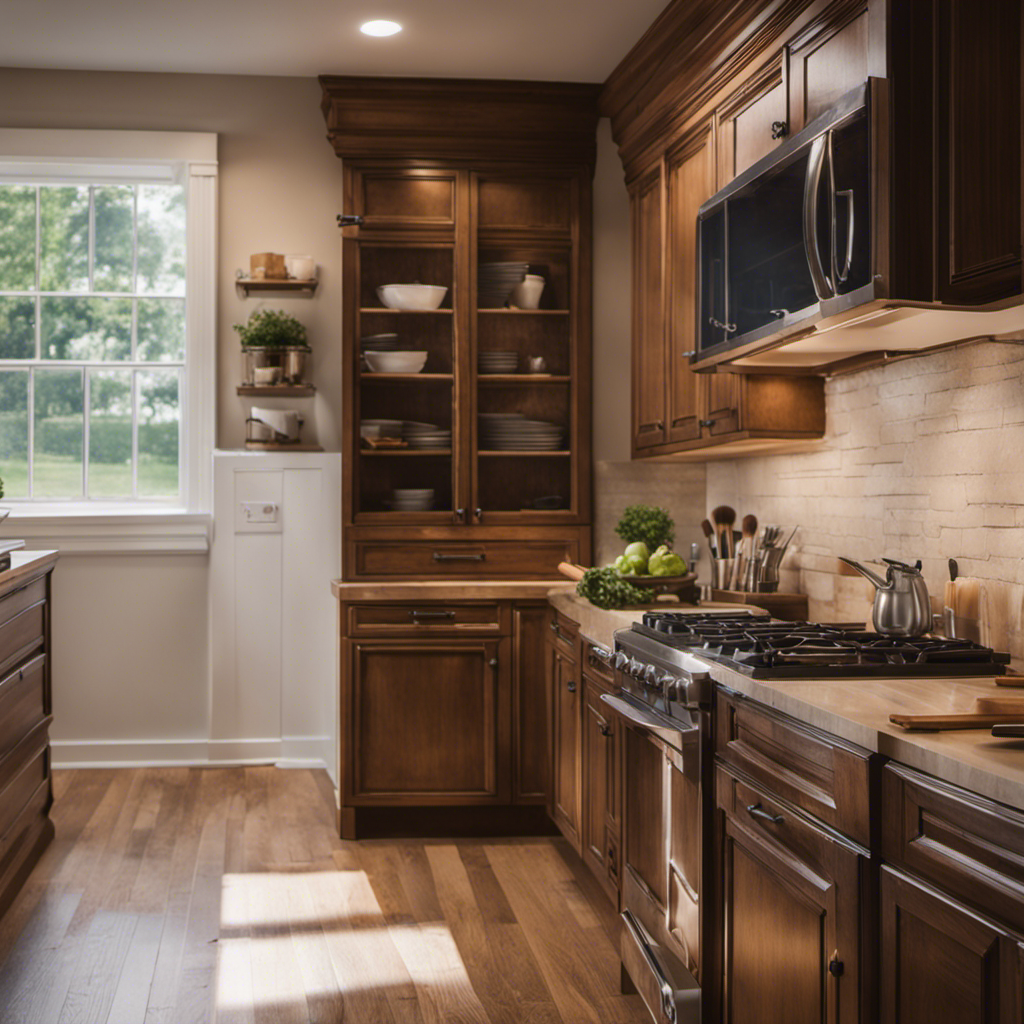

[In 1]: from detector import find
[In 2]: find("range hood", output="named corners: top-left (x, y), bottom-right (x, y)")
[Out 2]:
top-left (726, 297), bottom-right (1024, 372)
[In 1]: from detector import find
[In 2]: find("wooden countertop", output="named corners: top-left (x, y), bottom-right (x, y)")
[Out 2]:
top-left (0, 550), bottom-right (59, 596)
top-left (548, 595), bottom-right (1024, 812)
top-left (332, 579), bottom-right (576, 601)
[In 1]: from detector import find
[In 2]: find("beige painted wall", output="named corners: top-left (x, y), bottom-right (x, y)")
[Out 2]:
top-left (0, 66), bottom-right (345, 451)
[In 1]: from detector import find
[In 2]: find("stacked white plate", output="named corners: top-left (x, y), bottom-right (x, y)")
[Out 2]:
top-left (361, 332), bottom-right (402, 352)
top-left (478, 350), bottom-right (518, 374)
top-left (479, 414), bottom-right (564, 451)
top-left (387, 488), bottom-right (434, 511)
top-left (402, 421), bottom-right (452, 450)
top-left (478, 262), bottom-right (528, 308)
top-left (361, 418), bottom-right (404, 440)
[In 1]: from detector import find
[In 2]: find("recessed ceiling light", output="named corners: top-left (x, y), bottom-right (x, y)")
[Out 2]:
top-left (360, 19), bottom-right (402, 37)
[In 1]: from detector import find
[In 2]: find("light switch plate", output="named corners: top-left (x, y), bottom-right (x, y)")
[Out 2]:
top-left (235, 500), bottom-right (282, 533)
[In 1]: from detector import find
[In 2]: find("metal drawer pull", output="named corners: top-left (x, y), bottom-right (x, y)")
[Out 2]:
top-left (746, 803), bottom-right (784, 825)
top-left (432, 551), bottom-right (486, 562)
top-left (600, 723), bottom-right (613, 738)
top-left (410, 610), bottom-right (456, 620)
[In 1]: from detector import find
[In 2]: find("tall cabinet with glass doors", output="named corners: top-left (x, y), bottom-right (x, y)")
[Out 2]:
top-left (322, 78), bottom-right (597, 579)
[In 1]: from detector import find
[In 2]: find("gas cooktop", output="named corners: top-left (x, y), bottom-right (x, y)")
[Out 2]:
top-left (630, 611), bottom-right (1011, 679)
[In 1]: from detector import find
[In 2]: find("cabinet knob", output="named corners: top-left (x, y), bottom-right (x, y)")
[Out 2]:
top-left (474, 508), bottom-right (483, 521)
top-left (336, 213), bottom-right (364, 227)
top-left (454, 508), bottom-right (466, 523)
top-left (655, 421), bottom-right (665, 430)
top-left (600, 724), bottom-right (612, 738)
top-left (771, 120), bottom-right (788, 140)
top-left (828, 956), bottom-right (844, 978)
top-left (699, 419), bottom-right (715, 429)
top-left (488, 657), bottom-right (499, 669)
top-left (567, 681), bottom-right (576, 693)
top-left (680, 350), bottom-right (695, 358)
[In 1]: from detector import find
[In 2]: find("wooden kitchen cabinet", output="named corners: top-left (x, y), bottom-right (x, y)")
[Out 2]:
top-left (547, 611), bottom-right (581, 852)
top-left (879, 866), bottom-right (1024, 1024)
top-left (322, 78), bottom-right (597, 576)
top-left (717, 764), bottom-right (872, 1024)
top-left (0, 554), bottom-right (57, 920)
top-left (582, 651), bottom-right (621, 903)
top-left (336, 594), bottom-right (556, 838)
top-left (347, 637), bottom-right (510, 804)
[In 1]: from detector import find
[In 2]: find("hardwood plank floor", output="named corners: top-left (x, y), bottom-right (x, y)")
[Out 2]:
top-left (0, 768), bottom-right (649, 1023)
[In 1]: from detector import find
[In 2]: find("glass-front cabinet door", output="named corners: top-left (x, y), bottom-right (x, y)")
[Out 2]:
top-left (354, 241), bottom-right (457, 521)
top-left (471, 174), bottom-right (582, 524)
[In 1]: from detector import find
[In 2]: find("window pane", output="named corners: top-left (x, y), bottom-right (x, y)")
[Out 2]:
top-left (41, 296), bottom-right (131, 360)
top-left (88, 369), bottom-right (132, 498)
top-left (137, 370), bottom-right (179, 498)
top-left (0, 370), bottom-right (29, 497)
top-left (93, 186), bottom-right (135, 293)
top-left (0, 297), bottom-right (35, 359)
top-left (137, 185), bottom-right (185, 296)
top-left (34, 368), bottom-right (83, 498)
top-left (137, 298), bottom-right (185, 361)
top-left (0, 186), bottom-right (37, 291)
top-left (40, 186), bottom-right (89, 292)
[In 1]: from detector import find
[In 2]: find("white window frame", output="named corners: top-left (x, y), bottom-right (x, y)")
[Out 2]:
top-left (0, 130), bottom-right (216, 553)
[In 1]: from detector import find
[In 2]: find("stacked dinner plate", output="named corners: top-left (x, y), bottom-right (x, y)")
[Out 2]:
top-left (361, 332), bottom-right (402, 352)
top-left (402, 421), bottom-right (452, 450)
top-left (478, 350), bottom-right (518, 374)
top-left (387, 488), bottom-right (434, 511)
top-left (478, 414), bottom-right (564, 451)
top-left (478, 262), bottom-right (529, 308)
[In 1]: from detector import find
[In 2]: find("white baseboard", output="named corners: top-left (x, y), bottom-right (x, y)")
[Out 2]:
top-left (51, 735), bottom-right (335, 784)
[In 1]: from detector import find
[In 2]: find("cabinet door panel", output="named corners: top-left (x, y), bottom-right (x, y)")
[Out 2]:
top-left (789, 7), bottom-right (870, 132)
top-left (703, 372), bottom-right (742, 437)
top-left (880, 866), bottom-right (1024, 1024)
top-left (349, 639), bottom-right (508, 803)
top-left (666, 122), bottom-right (714, 445)
top-left (718, 56), bottom-right (788, 184)
top-left (550, 645), bottom-right (581, 849)
top-left (354, 169), bottom-right (458, 231)
top-left (630, 164), bottom-right (666, 451)
top-left (582, 676), bottom-right (614, 894)
top-left (513, 605), bottom-right (548, 803)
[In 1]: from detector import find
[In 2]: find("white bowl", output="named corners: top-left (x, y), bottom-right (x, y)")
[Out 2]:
top-left (363, 351), bottom-right (429, 374)
top-left (377, 284), bottom-right (448, 311)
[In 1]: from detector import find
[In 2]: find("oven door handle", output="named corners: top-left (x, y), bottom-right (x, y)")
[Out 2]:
top-left (621, 910), bottom-right (701, 1024)
top-left (600, 694), bottom-right (697, 748)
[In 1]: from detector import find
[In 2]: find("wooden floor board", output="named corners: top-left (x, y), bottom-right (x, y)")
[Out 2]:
top-left (0, 767), bottom-right (647, 1024)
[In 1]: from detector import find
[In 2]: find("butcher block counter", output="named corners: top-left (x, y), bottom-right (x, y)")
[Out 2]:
top-left (0, 549), bottom-right (57, 918)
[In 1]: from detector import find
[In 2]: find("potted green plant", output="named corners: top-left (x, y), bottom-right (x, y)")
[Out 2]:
top-left (234, 309), bottom-right (311, 384)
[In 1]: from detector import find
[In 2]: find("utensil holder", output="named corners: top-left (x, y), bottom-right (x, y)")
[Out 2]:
top-left (711, 559), bottom-right (736, 590)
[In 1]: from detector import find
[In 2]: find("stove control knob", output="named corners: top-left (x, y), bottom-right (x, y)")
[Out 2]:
top-left (644, 664), bottom-right (660, 687)
top-left (659, 672), bottom-right (677, 692)
top-left (614, 652), bottom-right (630, 671)
top-left (628, 659), bottom-right (644, 679)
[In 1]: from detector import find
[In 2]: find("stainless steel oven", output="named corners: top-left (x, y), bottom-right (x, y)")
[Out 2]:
top-left (598, 628), bottom-right (717, 1024)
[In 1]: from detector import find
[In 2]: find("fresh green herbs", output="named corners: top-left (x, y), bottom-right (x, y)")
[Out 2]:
top-left (576, 566), bottom-right (649, 609)
top-left (233, 309), bottom-right (309, 348)
top-left (614, 503), bottom-right (675, 552)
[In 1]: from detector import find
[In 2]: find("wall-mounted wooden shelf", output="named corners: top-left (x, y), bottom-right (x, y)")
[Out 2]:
top-left (237, 384), bottom-right (316, 397)
top-left (236, 278), bottom-right (319, 296)
top-left (244, 441), bottom-right (324, 451)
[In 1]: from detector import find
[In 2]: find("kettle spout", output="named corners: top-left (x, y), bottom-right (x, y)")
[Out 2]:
top-left (839, 556), bottom-right (889, 590)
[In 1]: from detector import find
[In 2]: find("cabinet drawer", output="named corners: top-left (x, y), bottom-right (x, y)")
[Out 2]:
top-left (0, 728), bottom-right (49, 847)
top-left (347, 603), bottom-right (507, 635)
top-left (0, 591), bottom-right (46, 678)
top-left (716, 688), bottom-right (872, 845)
top-left (353, 540), bottom-right (572, 578)
top-left (547, 611), bottom-right (579, 658)
top-left (0, 745), bottom-right (50, 885)
top-left (0, 654), bottom-right (47, 763)
top-left (882, 762), bottom-right (1024, 934)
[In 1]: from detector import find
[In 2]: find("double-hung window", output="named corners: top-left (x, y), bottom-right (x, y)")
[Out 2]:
top-left (0, 130), bottom-right (216, 515)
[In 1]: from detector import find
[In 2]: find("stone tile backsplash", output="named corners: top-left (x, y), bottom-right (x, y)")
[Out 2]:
top-left (706, 341), bottom-right (1024, 665)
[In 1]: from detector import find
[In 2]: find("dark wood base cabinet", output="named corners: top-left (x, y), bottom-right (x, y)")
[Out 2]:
top-left (0, 554), bottom-right (57, 920)
top-left (337, 597), bottom-right (551, 839)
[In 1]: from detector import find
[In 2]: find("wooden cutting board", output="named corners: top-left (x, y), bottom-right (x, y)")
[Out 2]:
top-left (891, 696), bottom-right (1024, 730)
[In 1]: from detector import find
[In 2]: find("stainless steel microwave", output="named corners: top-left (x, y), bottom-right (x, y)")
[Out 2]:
top-left (695, 81), bottom-right (881, 368)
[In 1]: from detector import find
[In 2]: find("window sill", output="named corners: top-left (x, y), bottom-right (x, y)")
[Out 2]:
top-left (3, 507), bottom-right (211, 555)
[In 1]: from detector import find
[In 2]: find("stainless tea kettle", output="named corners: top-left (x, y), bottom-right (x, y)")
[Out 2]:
top-left (839, 557), bottom-right (931, 637)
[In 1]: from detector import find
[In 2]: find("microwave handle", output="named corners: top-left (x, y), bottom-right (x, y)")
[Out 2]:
top-left (803, 131), bottom-right (835, 300)
top-left (827, 129), bottom-right (855, 285)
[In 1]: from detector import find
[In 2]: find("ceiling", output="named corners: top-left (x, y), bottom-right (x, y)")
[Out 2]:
top-left (2, 0), bottom-right (669, 82)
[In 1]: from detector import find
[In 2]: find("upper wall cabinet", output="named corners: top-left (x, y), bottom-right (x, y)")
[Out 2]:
top-left (604, 0), bottom-right (1023, 386)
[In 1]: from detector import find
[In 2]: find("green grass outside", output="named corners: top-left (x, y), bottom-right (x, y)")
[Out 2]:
top-left (1, 453), bottom-right (178, 500)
